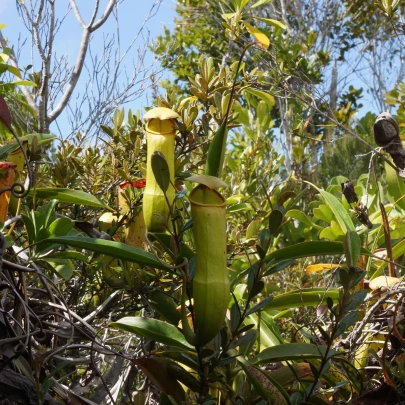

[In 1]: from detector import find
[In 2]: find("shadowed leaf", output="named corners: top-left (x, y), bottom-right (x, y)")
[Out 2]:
top-left (42, 237), bottom-right (166, 269)
top-left (151, 151), bottom-right (170, 193)
top-left (0, 95), bottom-right (12, 131)
top-left (133, 356), bottom-right (185, 404)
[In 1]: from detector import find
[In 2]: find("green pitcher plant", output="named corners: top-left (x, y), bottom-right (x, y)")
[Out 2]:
top-left (143, 107), bottom-right (179, 232)
top-left (182, 175), bottom-right (229, 347)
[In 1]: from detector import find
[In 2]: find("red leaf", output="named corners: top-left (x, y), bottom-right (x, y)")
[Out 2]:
top-left (118, 181), bottom-right (132, 189)
top-left (118, 178), bottom-right (146, 189)
top-left (133, 178), bottom-right (146, 188)
top-left (0, 162), bottom-right (17, 170)
top-left (0, 95), bottom-right (12, 131)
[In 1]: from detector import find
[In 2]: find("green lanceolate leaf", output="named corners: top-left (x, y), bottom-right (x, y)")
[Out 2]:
top-left (312, 184), bottom-right (355, 234)
top-left (13, 132), bottom-right (56, 145)
top-left (41, 258), bottom-right (74, 280)
top-left (110, 316), bottom-right (194, 351)
top-left (148, 290), bottom-right (182, 326)
top-left (205, 119), bottom-right (228, 178)
top-left (285, 209), bottom-right (323, 230)
top-left (48, 218), bottom-right (74, 236)
top-left (42, 236), bottom-right (166, 269)
top-left (246, 296), bottom-right (273, 315)
top-left (166, 361), bottom-right (201, 392)
top-left (263, 288), bottom-right (340, 310)
top-left (344, 230), bottom-right (361, 268)
top-left (0, 143), bottom-right (20, 160)
top-left (28, 188), bottom-right (112, 210)
top-left (269, 209), bottom-right (283, 235)
top-left (244, 87), bottom-right (275, 109)
top-left (334, 312), bottom-right (358, 338)
top-left (249, 0), bottom-right (273, 9)
top-left (264, 241), bottom-right (351, 265)
top-left (252, 343), bottom-right (340, 364)
top-left (151, 151), bottom-right (170, 193)
top-left (254, 17), bottom-right (287, 30)
top-left (248, 313), bottom-right (281, 348)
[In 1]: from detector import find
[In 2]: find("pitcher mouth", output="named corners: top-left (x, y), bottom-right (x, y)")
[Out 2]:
top-left (146, 118), bottom-right (177, 135)
top-left (190, 185), bottom-right (226, 208)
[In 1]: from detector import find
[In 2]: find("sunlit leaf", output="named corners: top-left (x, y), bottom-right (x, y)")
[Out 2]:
top-left (242, 21), bottom-right (270, 49)
top-left (5, 65), bottom-right (21, 78)
top-left (185, 174), bottom-right (228, 189)
top-left (28, 188), bottom-right (112, 210)
top-left (285, 209), bottom-right (323, 230)
top-left (221, 12), bottom-right (236, 20)
top-left (255, 17), bottom-right (287, 30)
top-left (42, 258), bottom-right (74, 280)
top-left (263, 288), bottom-right (340, 310)
top-left (308, 182), bottom-right (355, 234)
top-left (8, 79), bottom-right (37, 86)
top-left (369, 276), bottom-right (401, 290)
top-left (385, 162), bottom-right (405, 211)
top-left (372, 238), bottom-right (405, 279)
top-left (248, 314), bottom-right (281, 349)
top-left (305, 264), bottom-right (340, 274)
top-left (111, 316), bottom-right (194, 350)
top-left (227, 202), bottom-right (254, 213)
top-left (244, 87), bottom-right (275, 109)
top-left (250, 0), bottom-right (273, 8)
top-left (48, 218), bottom-right (74, 236)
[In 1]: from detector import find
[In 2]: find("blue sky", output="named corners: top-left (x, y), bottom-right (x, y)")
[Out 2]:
top-left (0, 1), bottom-right (177, 137)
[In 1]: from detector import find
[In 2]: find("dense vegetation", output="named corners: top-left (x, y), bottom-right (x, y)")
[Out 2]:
top-left (0, 1), bottom-right (405, 404)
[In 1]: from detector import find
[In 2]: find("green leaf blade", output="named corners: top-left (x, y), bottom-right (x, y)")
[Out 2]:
top-left (263, 288), bottom-right (340, 310)
top-left (28, 188), bottom-right (112, 210)
top-left (344, 230), bottom-right (361, 267)
top-left (252, 343), bottom-right (340, 364)
top-left (110, 316), bottom-right (194, 351)
top-left (42, 236), bottom-right (166, 269)
top-left (264, 241), bottom-right (353, 264)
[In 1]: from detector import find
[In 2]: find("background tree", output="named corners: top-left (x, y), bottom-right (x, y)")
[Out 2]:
top-left (153, 0), bottom-right (405, 183)
top-left (0, 0), bottom-right (165, 139)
